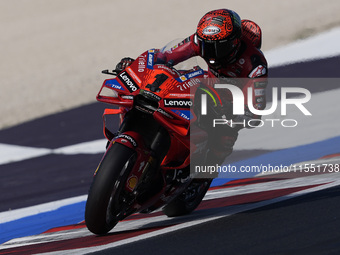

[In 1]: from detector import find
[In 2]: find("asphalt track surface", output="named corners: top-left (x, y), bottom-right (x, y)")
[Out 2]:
top-left (89, 185), bottom-right (340, 255)
top-left (1, 56), bottom-right (340, 254)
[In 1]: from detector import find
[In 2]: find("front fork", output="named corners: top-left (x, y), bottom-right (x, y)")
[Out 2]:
top-left (106, 109), bottom-right (171, 198)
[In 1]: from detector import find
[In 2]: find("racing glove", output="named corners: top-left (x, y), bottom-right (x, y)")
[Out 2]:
top-left (115, 57), bottom-right (135, 72)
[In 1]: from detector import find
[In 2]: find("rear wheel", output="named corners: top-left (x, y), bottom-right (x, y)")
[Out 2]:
top-left (85, 142), bottom-right (136, 235)
top-left (162, 179), bottom-right (212, 217)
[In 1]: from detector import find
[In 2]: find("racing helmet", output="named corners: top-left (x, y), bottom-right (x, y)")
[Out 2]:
top-left (196, 9), bottom-right (242, 66)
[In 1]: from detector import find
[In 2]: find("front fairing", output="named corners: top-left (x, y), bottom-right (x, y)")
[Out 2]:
top-left (97, 48), bottom-right (205, 136)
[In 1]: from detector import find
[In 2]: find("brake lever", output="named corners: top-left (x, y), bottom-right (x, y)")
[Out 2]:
top-left (102, 69), bottom-right (119, 76)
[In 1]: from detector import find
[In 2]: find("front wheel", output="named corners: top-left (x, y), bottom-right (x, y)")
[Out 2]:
top-left (162, 179), bottom-right (212, 217)
top-left (85, 142), bottom-right (136, 235)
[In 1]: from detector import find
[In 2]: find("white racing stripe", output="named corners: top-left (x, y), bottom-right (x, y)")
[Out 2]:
top-left (0, 195), bottom-right (87, 224)
top-left (36, 179), bottom-right (340, 255)
top-left (0, 144), bottom-right (51, 165)
top-left (2, 172), bottom-right (339, 250)
top-left (0, 173), bottom-right (324, 224)
top-left (0, 139), bottom-right (107, 165)
top-left (52, 139), bottom-right (107, 155)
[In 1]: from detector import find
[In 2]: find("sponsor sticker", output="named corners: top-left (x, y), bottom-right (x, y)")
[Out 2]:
top-left (142, 90), bottom-right (162, 101)
top-left (127, 175), bottom-right (138, 191)
top-left (176, 69), bottom-right (204, 83)
top-left (248, 65), bottom-right (267, 78)
top-left (164, 98), bottom-right (193, 108)
top-left (169, 93), bottom-right (194, 98)
top-left (117, 71), bottom-right (139, 93)
top-left (187, 69), bottom-right (204, 79)
top-left (126, 67), bottom-right (142, 84)
top-left (157, 108), bottom-right (174, 119)
top-left (138, 54), bottom-right (147, 73)
top-left (203, 26), bottom-right (221, 35)
top-left (176, 78), bottom-right (201, 91)
top-left (254, 81), bottom-right (267, 88)
top-left (117, 134), bottom-right (137, 147)
top-left (147, 49), bottom-right (155, 69)
top-left (256, 96), bottom-right (265, 103)
top-left (105, 79), bottom-right (126, 91)
top-left (179, 76), bottom-right (187, 81)
top-left (121, 95), bottom-right (134, 100)
top-left (254, 88), bottom-right (265, 96)
top-left (171, 109), bottom-right (192, 120)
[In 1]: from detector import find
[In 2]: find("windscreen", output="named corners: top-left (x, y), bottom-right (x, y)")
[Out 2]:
top-left (158, 38), bottom-right (207, 71)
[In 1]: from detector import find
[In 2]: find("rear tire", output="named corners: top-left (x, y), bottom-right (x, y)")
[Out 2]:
top-left (162, 179), bottom-right (212, 217)
top-left (85, 142), bottom-right (136, 235)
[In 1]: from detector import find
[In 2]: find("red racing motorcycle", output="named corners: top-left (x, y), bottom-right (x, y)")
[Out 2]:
top-left (85, 46), bottom-right (214, 235)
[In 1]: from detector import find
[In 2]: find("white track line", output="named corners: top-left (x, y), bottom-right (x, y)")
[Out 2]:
top-left (2, 173), bottom-right (339, 250)
top-left (37, 179), bottom-right (340, 255)
top-left (0, 195), bottom-right (87, 224)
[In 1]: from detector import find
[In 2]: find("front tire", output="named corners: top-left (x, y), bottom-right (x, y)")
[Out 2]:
top-left (85, 142), bottom-right (136, 235)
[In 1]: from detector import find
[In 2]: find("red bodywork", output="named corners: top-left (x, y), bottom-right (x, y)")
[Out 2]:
top-left (96, 49), bottom-right (207, 210)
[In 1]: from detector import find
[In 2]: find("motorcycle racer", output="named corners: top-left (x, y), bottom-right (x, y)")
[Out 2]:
top-left (116, 8), bottom-right (268, 169)
top-left (156, 9), bottom-right (268, 166)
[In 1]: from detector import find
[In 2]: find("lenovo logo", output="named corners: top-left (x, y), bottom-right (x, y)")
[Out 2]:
top-left (118, 71), bottom-right (139, 92)
top-left (164, 99), bottom-right (193, 108)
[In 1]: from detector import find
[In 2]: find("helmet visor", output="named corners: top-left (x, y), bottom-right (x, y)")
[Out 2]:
top-left (200, 39), bottom-right (236, 61)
